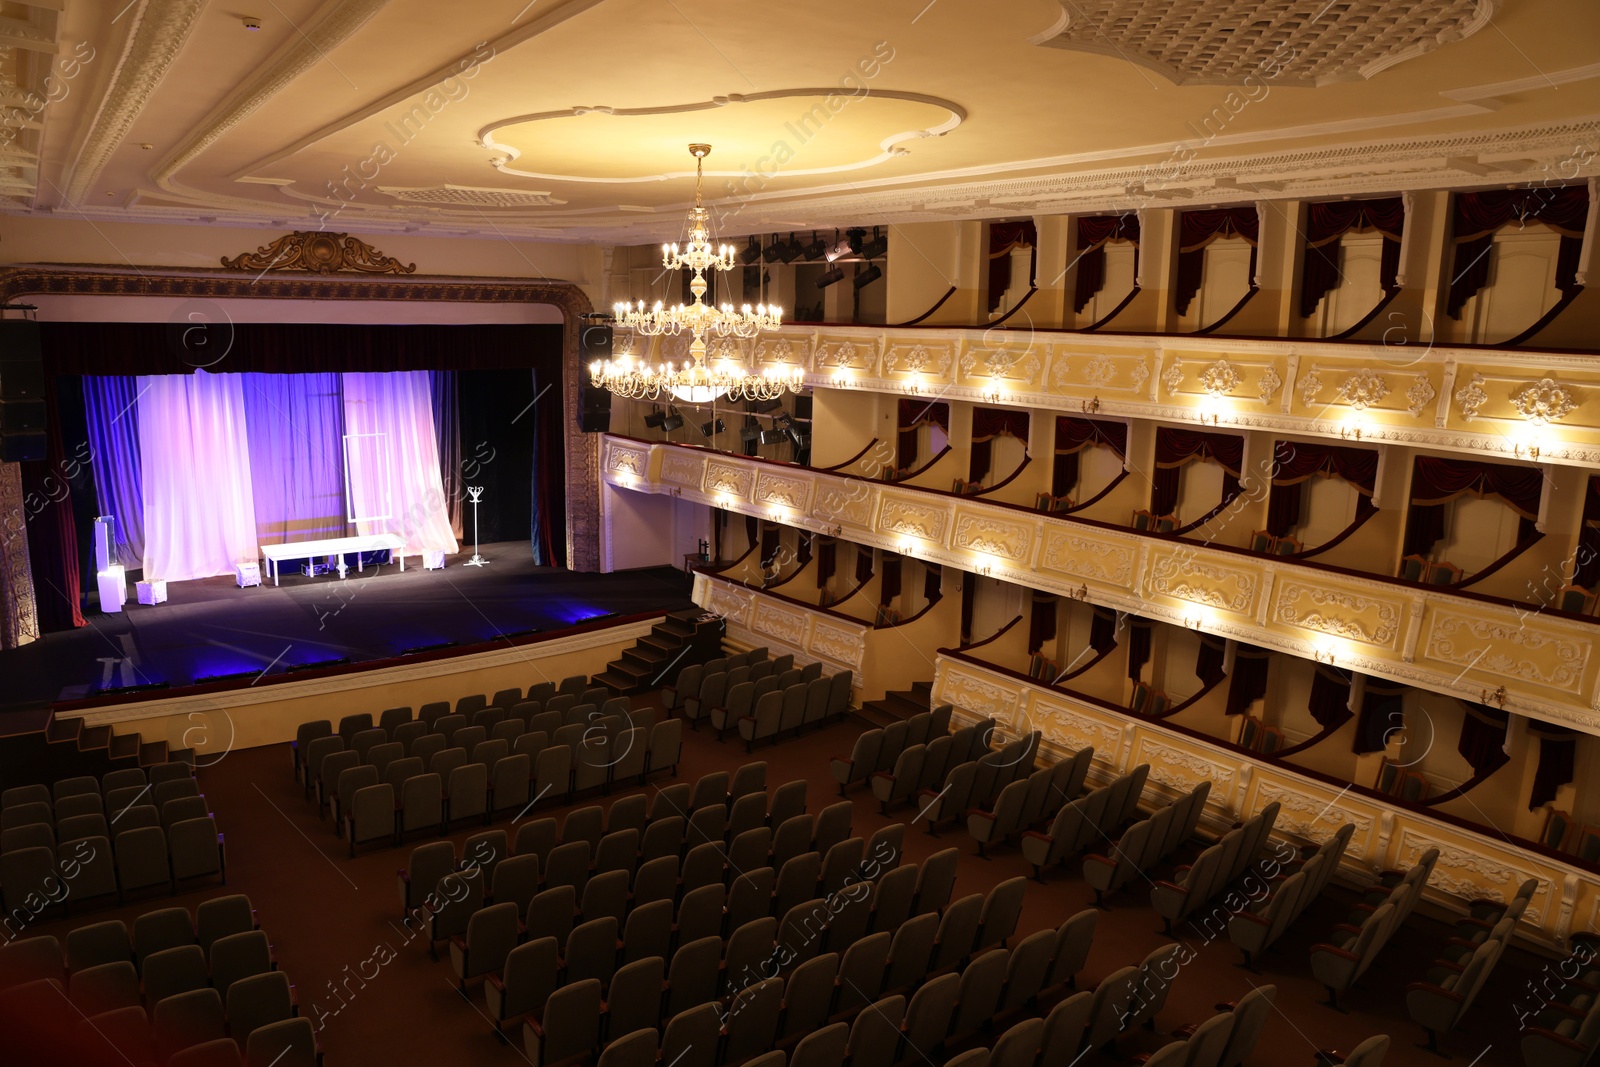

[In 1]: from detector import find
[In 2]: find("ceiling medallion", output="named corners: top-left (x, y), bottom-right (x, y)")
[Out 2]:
top-left (219, 231), bottom-right (416, 275)
top-left (597, 145), bottom-right (795, 405)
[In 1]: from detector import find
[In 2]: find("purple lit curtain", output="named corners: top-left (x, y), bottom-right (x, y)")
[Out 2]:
top-left (1267, 440), bottom-right (1379, 538)
top-left (1353, 676), bottom-right (1405, 754)
top-left (1074, 214), bottom-right (1139, 313)
top-left (1126, 617), bottom-right (1151, 680)
top-left (1404, 455), bottom-right (1542, 557)
top-left (431, 370), bottom-right (464, 540)
top-left (1457, 702), bottom-right (1511, 778)
top-left (138, 371), bottom-right (260, 583)
top-left (1176, 207), bottom-right (1258, 316)
top-left (970, 407), bottom-right (1030, 483)
top-left (1028, 591), bottom-right (1056, 654)
top-left (897, 399), bottom-right (948, 469)
top-left (81, 375), bottom-right (146, 569)
top-left (1447, 185), bottom-right (1589, 319)
top-left (1054, 417), bottom-right (1126, 497)
top-left (1152, 428), bottom-right (1243, 516)
top-left (1300, 198), bottom-right (1404, 317)
top-left (988, 221), bottom-right (1036, 312)
top-left (242, 373), bottom-right (349, 548)
top-left (1529, 720), bottom-right (1577, 810)
top-left (341, 371), bottom-right (458, 555)
top-left (1224, 645), bottom-right (1270, 715)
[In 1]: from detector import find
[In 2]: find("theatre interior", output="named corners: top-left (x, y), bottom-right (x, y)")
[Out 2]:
top-left (1, 2), bottom-right (1599, 1066)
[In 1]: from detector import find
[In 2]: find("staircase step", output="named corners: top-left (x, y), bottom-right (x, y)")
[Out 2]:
top-left (109, 732), bottom-right (142, 761)
top-left (609, 660), bottom-right (653, 683)
top-left (139, 741), bottom-right (170, 767)
top-left (623, 645), bottom-right (669, 669)
top-left (883, 691), bottom-right (930, 716)
top-left (593, 670), bottom-right (642, 694)
top-left (46, 716), bottom-right (81, 744)
top-left (911, 679), bottom-right (934, 701)
top-left (857, 702), bottom-right (904, 728)
top-left (78, 725), bottom-right (113, 753)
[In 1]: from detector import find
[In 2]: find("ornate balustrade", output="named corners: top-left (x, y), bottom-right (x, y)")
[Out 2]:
top-left (606, 434), bottom-right (1600, 735)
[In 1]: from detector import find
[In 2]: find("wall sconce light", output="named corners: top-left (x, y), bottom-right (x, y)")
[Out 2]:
top-left (1082, 396), bottom-right (1101, 414)
top-left (1312, 640), bottom-right (1337, 665)
top-left (1197, 395), bottom-right (1222, 426)
top-left (904, 381), bottom-right (922, 395)
top-left (900, 539), bottom-right (914, 554)
top-left (1067, 583), bottom-right (1089, 601)
top-left (1183, 614), bottom-right (1202, 631)
top-left (1339, 416), bottom-right (1368, 442)
top-left (1482, 685), bottom-right (1508, 709)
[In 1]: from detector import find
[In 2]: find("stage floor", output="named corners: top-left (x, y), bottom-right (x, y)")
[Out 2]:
top-left (0, 544), bottom-right (695, 717)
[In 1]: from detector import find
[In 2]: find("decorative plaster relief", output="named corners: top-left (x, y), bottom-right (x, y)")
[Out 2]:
top-left (1040, 529), bottom-right (1135, 586)
top-left (879, 496), bottom-right (951, 542)
top-left (705, 461), bottom-right (754, 498)
top-left (754, 470), bottom-right (811, 511)
top-left (1276, 580), bottom-right (1402, 647)
top-left (1425, 609), bottom-right (1590, 692)
top-left (952, 514), bottom-right (1032, 560)
top-left (660, 450), bottom-right (706, 489)
top-left (1147, 551), bottom-right (1255, 612)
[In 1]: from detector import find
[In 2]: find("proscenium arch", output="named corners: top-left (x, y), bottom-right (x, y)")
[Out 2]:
top-left (0, 263), bottom-right (601, 573)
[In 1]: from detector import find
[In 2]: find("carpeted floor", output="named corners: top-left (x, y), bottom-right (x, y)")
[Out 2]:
top-left (7, 700), bottom-right (1531, 1066)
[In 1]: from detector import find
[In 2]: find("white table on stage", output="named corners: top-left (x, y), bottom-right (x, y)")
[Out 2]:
top-left (260, 534), bottom-right (409, 586)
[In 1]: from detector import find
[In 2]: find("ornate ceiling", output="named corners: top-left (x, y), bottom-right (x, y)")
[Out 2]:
top-left (12, 0), bottom-right (1600, 242)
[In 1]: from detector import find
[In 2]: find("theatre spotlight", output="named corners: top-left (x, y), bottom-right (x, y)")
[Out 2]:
top-left (775, 412), bottom-right (794, 430)
top-left (816, 265), bottom-right (845, 289)
top-left (643, 407), bottom-right (666, 429)
top-left (700, 417), bottom-right (727, 437)
top-left (776, 232), bottom-right (804, 264)
top-left (861, 225), bottom-right (888, 259)
top-left (802, 231), bottom-right (828, 260)
top-left (762, 233), bottom-right (783, 263)
top-left (825, 228), bottom-right (847, 261)
top-left (846, 227), bottom-right (867, 256)
top-left (661, 409), bottom-right (685, 432)
top-left (740, 420), bottom-right (761, 443)
top-left (854, 263), bottom-right (883, 288)
top-left (739, 236), bottom-right (763, 264)
top-left (759, 428), bottom-right (788, 445)
top-left (752, 397), bottom-right (784, 413)
top-left (789, 429), bottom-right (812, 449)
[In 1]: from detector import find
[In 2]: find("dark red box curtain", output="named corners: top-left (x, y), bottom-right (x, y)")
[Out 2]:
top-left (1300, 197), bottom-right (1404, 317)
top-left (1402, 455), bottom-right (1543, 558)
top-left (1074, 214), bottom-right (1140, 314)
top-left (1053, 417), bottom-right (1126, 498)
top-left (987, 221), bottom-right (1036, 313)
top-left (969, 406), bottom-right (1030, 483)
top-left (1175, 206), bottom-right (1258, 316)
top-left (1446, 184), bottom-right (1589, 319)
top-left (1224, 645), bottom-right (1270, 715)
top-left (878, 553), bottom-right (903, 606)
top-left (1456, 702), bottom-right (1511, 779)
top-left (1267, 440), bottom-right (1378, 538)
top-left (897, 398), bottom-right (948, 470)
top-left (1151, 427), bottom-right (1243, 517)
top-left (1027, 590), bottom-right (1056, 654)
top-left (1577, 476), bottom-right (1600, 588)
top-left (1529, 720), bottom-right (1577, 810)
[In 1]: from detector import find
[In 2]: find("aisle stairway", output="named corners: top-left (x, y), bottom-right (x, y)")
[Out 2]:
top-left (0, 711), bottom-right (194, 790)
top-left (594, 608), bottom-right (725, 694)
top-left (858, 678), bottom-right (933, 727)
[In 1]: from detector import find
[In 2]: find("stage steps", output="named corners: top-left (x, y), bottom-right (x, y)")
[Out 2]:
top-left (0, 710), bottom-right (194, 790)
top-left (594, 609), bottom-right (724, 695)
top-left (857, 679), bottom-right (934, 727)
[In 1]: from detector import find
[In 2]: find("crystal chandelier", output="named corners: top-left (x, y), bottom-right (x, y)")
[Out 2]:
top-left (595, 144), bottom-right (798, 405)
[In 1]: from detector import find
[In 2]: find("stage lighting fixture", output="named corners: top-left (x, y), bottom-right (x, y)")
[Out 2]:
top-left (776, 412), bottom-right (794, 430)
top-left (192, 670), bottom-right (260, 687)
top-left (775, 232), bottom-right (803, 263)
top-left (585, 610), bottom-right (621, 623)
top-left (397, 643), bottom-right (454, 657)
top-left (643, 408), bottom-right (666, 429)
top-left (861, 225), bottom-right (888, 259)
top-left (759, 428), bottom-right (788, 445)
top-left (789, 430), bottom-right (812, 449)
top-left (700, 417), bottom-right (727, 437)
top-left (825, 228), bottom-right (847, 261)
top-left (287, 656), bottom-right (352, 672)
top-left (802, 231), bottom-right (828, 260)
top-left (740, 421), bottom-right (761, 443)
top-left (739, 236), bottom-right (763, 264)
top-left (846, 227), bottom-right (867, 256)
top-left (816, 265), bottom-right (845, 289)
top-left (761, 233), bottom-right (783, 263)
top-left (661, 410), bottom-right (685, 432)
top-left (854, 263), bottom-right (883, 289)
top-left (498, 627), bottom-right (542, 640)
top-left (753, 397), bottom-right (784, 413)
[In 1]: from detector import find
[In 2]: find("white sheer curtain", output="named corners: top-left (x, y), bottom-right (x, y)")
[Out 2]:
top-left (341, 371), bottom-right (459, 555)
top-left (138, 371), bottom-right (260, 581)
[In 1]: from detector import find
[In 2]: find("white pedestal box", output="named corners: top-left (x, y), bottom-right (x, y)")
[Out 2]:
top-left (423, 551), bottom-right (446, 570)
top-left (97, 565), bottom-right (127, 614)
top-left (235, 562), bottom-right (261, 588)
top-left (136, 580), bottom-right (167, 605)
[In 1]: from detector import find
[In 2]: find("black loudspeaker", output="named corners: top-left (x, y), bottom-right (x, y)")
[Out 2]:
top-left (578, 317), bottom-right (613, 433)
top-left (0, 433), bottom-right (45, 462)
top-left (0, 399), bottom-right (44, 433)
top-left (0, 320), bottom-right (43, 400)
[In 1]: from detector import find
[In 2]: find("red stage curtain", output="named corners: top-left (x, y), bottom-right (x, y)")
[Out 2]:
top-left (1125, 617), bottom-right (1151, 680)
top-left (1529, 720), bottom-right (1577, 810)
top-left (1300, 197), bottom-right (1404, 317)
top-left (1175, 206), bottom-right (1258, 316)
top-left (1267, 440), bottom-right (1379, 537)
top-left (1074, 214), bottom-right (1140, 313)
top-left (1028, 591), bottom-right (1056, 654)
top-left (970, 406), bottom-right (1031, 482)
top-left (879, 553), bottom-right (902, 605)
top-left (1578, 476), bottom-right (1600, 588)
top-left (988, 221), bottom-right (1036, 312)
top-left (1404, 455), bottom-right (1542, 557)
top-left (1224, 645), bottom-right (1270, 715)
top-left (1447, 185), bottom-right (1589, 318)
top-left (1457, 702), bottom-right (1511, 778)
top-left (1152, 428), bottom-right (1243, 517)
top-left (1353, 676), bottom-right (1405, 753)
top-left (897, 399), bottom-right (949, 469)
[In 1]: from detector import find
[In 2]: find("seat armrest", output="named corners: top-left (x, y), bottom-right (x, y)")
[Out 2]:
top-left (1405, 981), bottom-right (1462, 1002)
top-left (1308, 944), bottom-right (1359, 962)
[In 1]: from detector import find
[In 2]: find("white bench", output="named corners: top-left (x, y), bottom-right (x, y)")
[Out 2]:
top-left (260, 534), bottom-right (409, 586)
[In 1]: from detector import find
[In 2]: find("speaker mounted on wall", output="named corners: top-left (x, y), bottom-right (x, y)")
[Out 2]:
top-left (577, 315), bottom-right (613, 433)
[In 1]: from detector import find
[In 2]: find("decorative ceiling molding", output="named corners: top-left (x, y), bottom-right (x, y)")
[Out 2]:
top-left (218, 231), bottom-right (416, 275)
top-left (60, 0), bottom-right (205, 206)
top-left (1030, 0), bottom-right (1495, 87)
top-left (151, 0), bottom-right (390, 207)
top-left (376, 184), bottom-right (566, 208)
top-left (480, 90), bottom-right (965, 183)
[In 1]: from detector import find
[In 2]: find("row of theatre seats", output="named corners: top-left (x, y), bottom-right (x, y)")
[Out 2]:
top-left (291, 701), bottom-right (687, 857)
top-left (0, 760), bottom-right (225, 914)
top-left (0, 894), bottom-right (318, 1067)
top-left (663, 656), bottom-right (854, 745)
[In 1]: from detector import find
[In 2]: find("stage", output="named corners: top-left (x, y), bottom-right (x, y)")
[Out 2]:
top-left (0, 544), bottom-right (695, 721)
